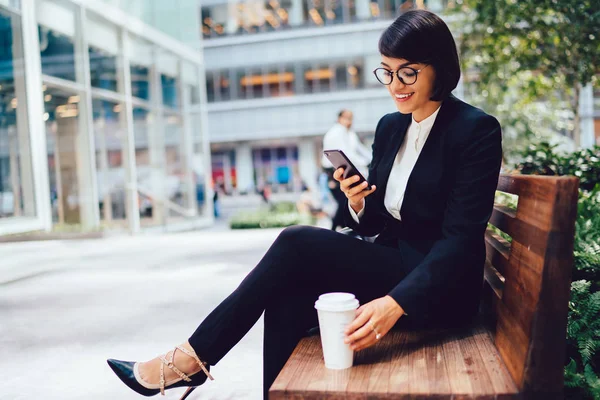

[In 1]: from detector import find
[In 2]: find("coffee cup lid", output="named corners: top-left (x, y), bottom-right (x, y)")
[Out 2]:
top-left (314, 292), bottom-right (359, 312)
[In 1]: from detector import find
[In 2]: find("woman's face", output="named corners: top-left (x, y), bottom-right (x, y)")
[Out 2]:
top-left (381, 55), bottom-right (439, 120)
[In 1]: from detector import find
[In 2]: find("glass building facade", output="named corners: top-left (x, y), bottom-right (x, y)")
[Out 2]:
top-left (0, 0), bottom-right (212, 236)
top-left (199, 0), bottom-right (448, 38)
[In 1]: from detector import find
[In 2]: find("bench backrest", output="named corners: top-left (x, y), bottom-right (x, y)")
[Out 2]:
top-left (483, 174), bottom-right (579, 396)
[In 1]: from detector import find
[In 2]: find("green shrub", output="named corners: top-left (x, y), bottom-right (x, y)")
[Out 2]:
top-left (270, 201), bottom-right (297, 214)
top-left (566, 281), bottom-right (600, 399)
top-left (516, 143), bottom-right (600, 191)
top-left (230, 204), bottom-right (312, 230)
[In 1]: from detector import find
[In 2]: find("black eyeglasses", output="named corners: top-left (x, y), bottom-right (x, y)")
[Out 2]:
top-left (372, 65), bottom-right (429, 86)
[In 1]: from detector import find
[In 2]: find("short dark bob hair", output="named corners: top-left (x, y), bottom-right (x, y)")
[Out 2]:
top-left (379, 10), bottom-right (460, 101)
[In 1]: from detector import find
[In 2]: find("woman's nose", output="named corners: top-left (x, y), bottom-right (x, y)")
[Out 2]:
top-left (391, 76), bottom-right (406, 92)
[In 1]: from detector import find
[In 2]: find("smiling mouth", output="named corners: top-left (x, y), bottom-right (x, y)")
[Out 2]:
top-left (395, 93), bottom-right (414, 99)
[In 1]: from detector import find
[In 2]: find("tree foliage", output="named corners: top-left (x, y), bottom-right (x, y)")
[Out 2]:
top-left (450, 0), bottom-right (600, 145)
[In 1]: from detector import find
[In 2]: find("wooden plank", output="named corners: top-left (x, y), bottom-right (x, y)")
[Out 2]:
top-left (421, 331), bottom-right (452, 396)
top-left (407, 331), bottom-right (432, 395)
top-left (519, 177), bottom-right (578, 396)
top-left (285, 337), bottom-right (325, 394)
top-left (270, 336), bottom-right (317, 397)
top-left (346, 329), bottom-right (396, 396)
top-left (483, 260), bottom-right (504, 299)
top-left (387, 330), bottom-right (413, 395)
top-left (501, 242), bottom-right (543, 336)
top-left (490, 205), bottom-right (551, 259)
top-left (440, 329), bottom-right (475, 395)
top-left (489, 204), bottom-right (517, 235)
top-left (455, 331), bottom-right (496, 398)
top-left (494, 300), bottom-right (530, 389)
top-left (485, 230), bottom-right (510, 275)
top-left (472, 325), bottom-right (519, 397)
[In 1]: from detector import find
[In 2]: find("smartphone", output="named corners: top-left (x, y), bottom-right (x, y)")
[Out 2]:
top-left (323, 149), bottom-right (368, 188)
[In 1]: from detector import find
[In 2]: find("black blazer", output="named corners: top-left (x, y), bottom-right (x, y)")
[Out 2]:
top-left (343, 94), bottom-right (502, 326)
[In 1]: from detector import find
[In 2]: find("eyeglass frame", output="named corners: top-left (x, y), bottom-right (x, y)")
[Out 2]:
top-left (372, 64), bottom-right (429, 86)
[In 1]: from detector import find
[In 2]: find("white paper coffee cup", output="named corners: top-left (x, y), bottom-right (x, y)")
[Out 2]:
top-left (314, 292), bottom-right (360, 370)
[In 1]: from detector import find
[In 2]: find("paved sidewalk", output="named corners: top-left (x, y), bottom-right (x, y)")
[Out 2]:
top-left (0, 228), bottom-right (285, 400)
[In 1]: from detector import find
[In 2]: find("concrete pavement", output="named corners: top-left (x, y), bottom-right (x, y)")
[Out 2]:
top-left (0, 227), bottom-right (285, 400)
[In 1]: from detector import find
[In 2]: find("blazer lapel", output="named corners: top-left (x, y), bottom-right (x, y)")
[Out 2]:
top-left (378, 113), bottom-right (411, 203)
top-left (399, 95), bottom-right (458, 217)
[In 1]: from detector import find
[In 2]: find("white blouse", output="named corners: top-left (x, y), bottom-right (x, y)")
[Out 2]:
top-left (349, 105), bottom-right (441, 222)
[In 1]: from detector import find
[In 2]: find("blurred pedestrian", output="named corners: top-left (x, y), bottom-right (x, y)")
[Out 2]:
top-left (321, 109), bottom-right (371, 231)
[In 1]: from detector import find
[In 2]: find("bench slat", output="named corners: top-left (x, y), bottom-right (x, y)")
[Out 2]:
top-left (484, 230), bottom-right (510, 275)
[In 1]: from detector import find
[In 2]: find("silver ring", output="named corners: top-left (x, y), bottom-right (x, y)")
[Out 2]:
top-left (375, 333), bottom-right (382, 340)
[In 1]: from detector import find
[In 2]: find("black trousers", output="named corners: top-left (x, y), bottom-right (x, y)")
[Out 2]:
top-left (324, 167), bottom-right (347, 231)
top-left (188, 225), bottom-right (416, 399)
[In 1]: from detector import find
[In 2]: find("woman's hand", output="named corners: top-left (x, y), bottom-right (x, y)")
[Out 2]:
top-left (333, 168), bottom-right (376, 213)
top-left (344, 296), bottom-right (405, 351)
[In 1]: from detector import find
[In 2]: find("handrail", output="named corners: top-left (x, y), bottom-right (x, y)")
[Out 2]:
top-left (136, 186), bottom-right (197, 218)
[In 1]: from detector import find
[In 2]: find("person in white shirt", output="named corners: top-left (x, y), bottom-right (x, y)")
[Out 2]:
top-left (321, 109), bottom-right (371, 230)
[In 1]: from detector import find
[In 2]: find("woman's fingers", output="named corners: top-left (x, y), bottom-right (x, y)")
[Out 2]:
top-left (347, 181), bottom-right (369, 197)
top-left (349, 330), bottom-right (377, 351)
top-left (345, 320), bottom-right (375, 345)
top-left (339, 174), bottom-right (361, 192)
top-left (348, 184), bottom-right (376, 199)
top-left (345, 306), bottom-right (372, 336)
top-left (333, 168), bottom-right (345, 182)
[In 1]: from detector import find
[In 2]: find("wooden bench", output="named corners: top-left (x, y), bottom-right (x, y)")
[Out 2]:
top-left (270, 175), bottom-right (579, 399)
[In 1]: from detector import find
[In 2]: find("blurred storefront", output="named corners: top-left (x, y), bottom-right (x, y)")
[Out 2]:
top-left (0, 0), bottom-right (212, 236)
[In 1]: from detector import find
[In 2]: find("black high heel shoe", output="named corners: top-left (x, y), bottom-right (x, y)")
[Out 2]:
top-left (107, 345), bottom-right (214, 399)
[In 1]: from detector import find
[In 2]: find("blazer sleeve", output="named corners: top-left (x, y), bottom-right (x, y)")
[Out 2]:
top-left (341, 114), bottom-right (390, 237)
top-left (388, 115), bottom-right (503, 316)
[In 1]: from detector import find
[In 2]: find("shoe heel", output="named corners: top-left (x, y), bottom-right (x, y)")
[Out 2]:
top-left (180, 386), bottom-right (197, 400)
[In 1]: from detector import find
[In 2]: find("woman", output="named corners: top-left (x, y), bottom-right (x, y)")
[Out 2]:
top-left (107, 9), bottom-right (502, 400)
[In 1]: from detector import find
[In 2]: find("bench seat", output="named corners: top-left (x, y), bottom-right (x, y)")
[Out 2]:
top-left (270, 322), bottom-right (518, 399)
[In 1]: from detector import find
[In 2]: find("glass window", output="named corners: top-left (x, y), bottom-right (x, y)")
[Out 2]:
top-left (190, 113), bottom-right (207, 215)
top-left (326, 0), bottom-right (345, 25)
top-left (334, 63), bottom-right (348, 90)
top-left (240, 69), bottom-right (261, 99)
top-left (164, 112), bottom-right (187, 213)
top-left (37, 0), bottom-right (77, 81)
top-left (131, 107), bottom-right (155, 222)
top-left (307, 0), bottom-right (326, 26)
top-left (281, 66), bottom-right (295, 97)
top-left (128, 36), bottom-right (153, 101)
top-left (217, 70), bottom-right (230, 101)
top-left (0, 11), bottom-right (36, 219)
top-left (38, 27), bottom-right (76, 81)
top-left (304, 64), bottom-right (332, 93)
top-left (201, 2), bottom-right (228, 38)
top-left (89, 45), bottom-right (118, 92)
top-left (92, 99), bottom-right (125, 221)
top-left (43, 87), bottom-right (83, 224)
top-left (205, 71), bottom-right (215, 102)
top-left (182, 63), bottom-right (201, 105)
top-left (157, 52), bottom-right (179, 109)
top-left (201, 0), bottom-right (310, 38)
top-left (346, 0), bottom-right (357, 21)
top-left (161, 74), bottom-right (179, 109)
top-left (87, 14), bottom-right (119, 92)
top-left (347, 60), bottom-right (363, 88)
